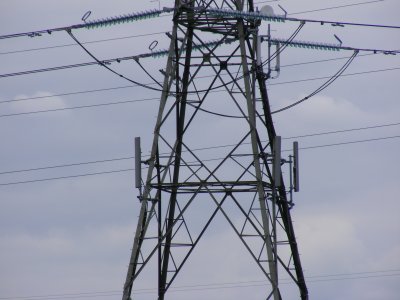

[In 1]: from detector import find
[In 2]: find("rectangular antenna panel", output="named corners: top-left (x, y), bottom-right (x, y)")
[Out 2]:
top-left (273, 136), bottom-right (282, 187)
top-left (293, 141), bottom-right (299, 192)
top-left (135, 137), bottom-right (141, 189)
top-left (256, 35), bottom-right (262, 66)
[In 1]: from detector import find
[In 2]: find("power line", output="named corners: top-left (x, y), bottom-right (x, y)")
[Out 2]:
top-left (272, 51), bottom-right (359, 114)
top-left (280, 53), bottom-right (373, 68)
top-left (269, 37), bottom-right (398, 54)
top-left (1, 269), bottom-right (398, 299)
top-left (2, 121), bottom-right (398, 175)
top-left (284, 122), bottom-right (400, 139)
top-left (0, 32), bottom-right (167, 56)
top-left (1, 134), bottom-right (398, 186)
top-left (2, 19), bottom-right (398, 81)
top-left (66, 30), bottom-right (166, 93)
top-left (1, 35), bottom-right (396, 80)
top-left (0, 122), bottom-right (398, 175)
top-left (289, 0), bottom-right (385, 16)
top-left (268, 66), bottom-right (400, 86)
top-left (66, 31), bottom-right (238, 97)
top-left (0, 168), bottom-right (134, 186)
top-left (0, 61), bottom-right (104, 78)
top-left (0, 8), bottom-right (172, 40)
top-left (0, 52), bottom-right (376, 105)
top-left (70, 21), bottom-right (291, 99)
top-left (254, 0), bottom-right (281, 5)
top-left (305, 268), bottom-right (400, 279)
top-left (0, 98), bottom-right (159, 118)
top-left (0, 85), bottom-right (134, 104)
top-left (6, 21), bottom-right (299, 94)
top-left (2, 1), bottom-right (398, 41)
top-left (292, 135), bottom-right (400, 151)
top-left (0, 156), bottom-right (135, 175)
top-left (2, 36), bottom-right (260, 101)
top-left (0, 1), bottom-right (385, 56)
top-left (0, 65), bottom-right (398, 118)
top-left (0, 46), bottom-right (172, 79)
top-left (205, 7), bottom-right (400, 29)
top-left (193, 50), bottom-right (376, 118)
top-left (135, 274), bottom-right (400, 295)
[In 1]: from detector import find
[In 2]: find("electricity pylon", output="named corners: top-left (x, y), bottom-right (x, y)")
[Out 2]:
top-left (122, 1), bottom-right (308, 299)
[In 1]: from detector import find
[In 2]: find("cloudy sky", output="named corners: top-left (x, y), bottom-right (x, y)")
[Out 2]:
top-left (0, 0), bottom-right (399, 299)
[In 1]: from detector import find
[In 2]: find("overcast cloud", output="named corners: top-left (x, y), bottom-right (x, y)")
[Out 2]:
top-left (0, 0), bottom-right (399, 299)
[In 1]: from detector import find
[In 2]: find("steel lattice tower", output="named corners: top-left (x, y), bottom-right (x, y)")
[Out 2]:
top-left (122, 1), bottom-right (308, 299)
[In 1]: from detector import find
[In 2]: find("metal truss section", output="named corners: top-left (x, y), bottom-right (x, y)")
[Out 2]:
top-left (122, 1), bottom-right (308, 300)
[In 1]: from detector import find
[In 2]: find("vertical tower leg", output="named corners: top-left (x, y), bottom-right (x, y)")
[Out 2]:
top-left (122, 22), bottom-right (179, 300)
top-left (237, 18), bottom-right (279, 300)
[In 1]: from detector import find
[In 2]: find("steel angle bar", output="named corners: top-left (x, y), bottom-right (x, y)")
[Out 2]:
top-left (275, 211), bottom-right (290, 232)
top-left (203, 132), bottom-right (253, 181)
top-left (182, 165), bottom-right (204, 183)
top-left (132, 186), bottom-right (203, 282)
top-left (168, 217), bottom-right (192, 245)
top-left (230, 194), bottom-right (269, 241)
top-left (175, 201), bottom-right (195, 243)
top-left (153, 136), bottom-right (179, 184)
top-left (227, 64), bottom-right (243, 96)
top-left (164, 194), bottom-right (228, 291)
top-left (201, 44), bottom-right (254, 121)
top-left (157, 136), bottom-right (209, 186)
top-left (211, 193), bottom-right (276, 285)
top-left (208, 64), bottom-right (251, 121)
top-left (178, 37), bottom-right (238, 111)
top-left (240, 192), bottom-right (261, 234)
top-left (277, 255), bottom-right (300, 284)
top-left (182, 72), bottom-right (223, 133)
top-left (180, 144), bottom-right (228, 188)
top-left (229, 152), bottom-right (260, 180)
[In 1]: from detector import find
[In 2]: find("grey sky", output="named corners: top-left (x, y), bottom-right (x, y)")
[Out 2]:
top-left (0, 0), bottom-right (399, 299)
